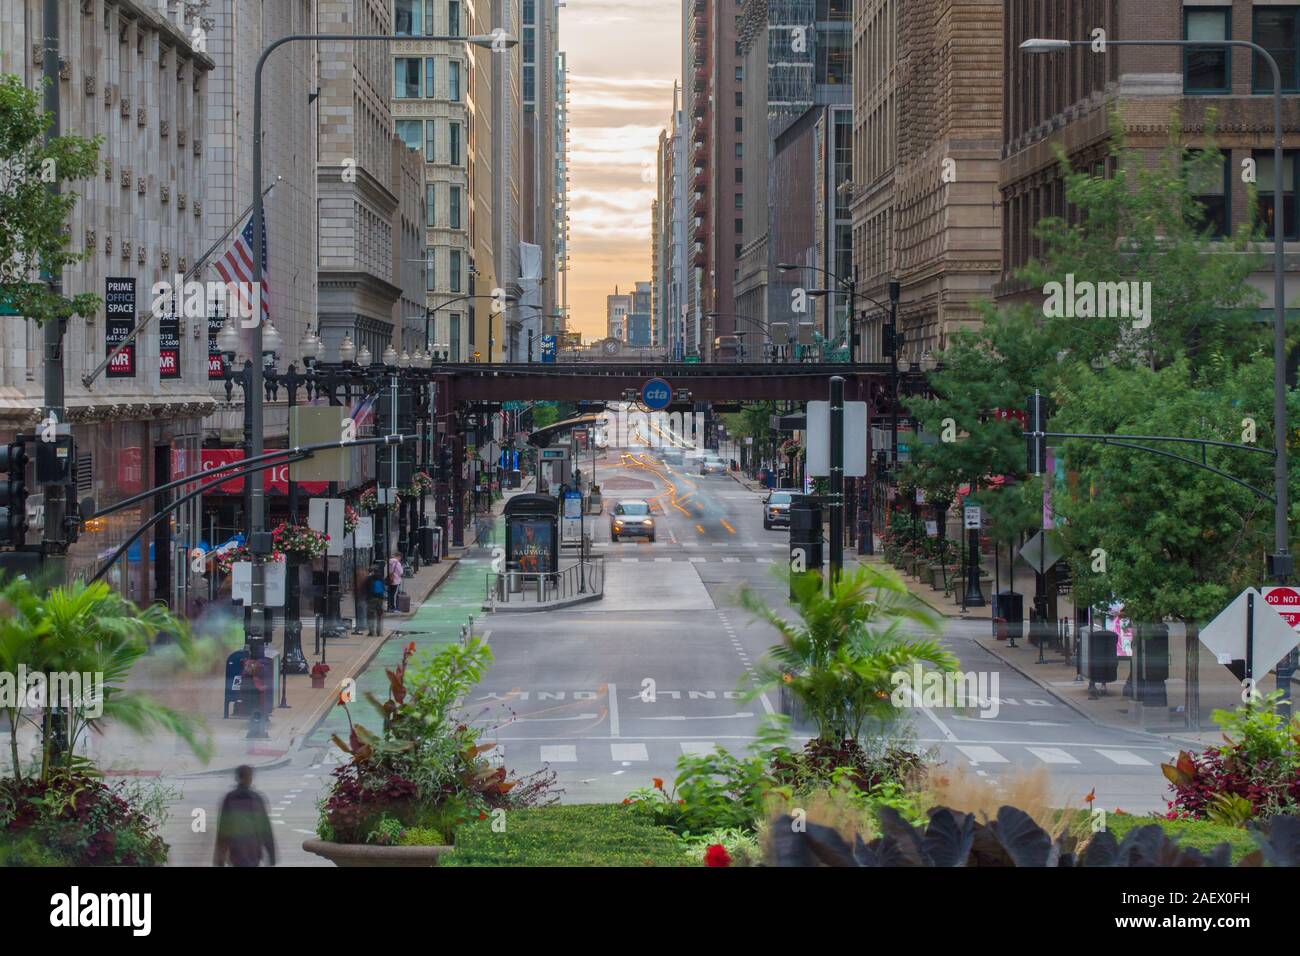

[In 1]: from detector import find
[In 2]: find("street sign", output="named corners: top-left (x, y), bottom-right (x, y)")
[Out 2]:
top-left (806, 401), bottom-right (868, 477)
top-left (1263, 585), bottom-right (1300, 631)
top-left (308, 498), bottom-right (346, 558)
top-left (540, 334), bottom-right (557, 364)
top-left (963, 506), bottom-right (982, 530)
top-left (640, 377), bottom-right (673, 411)
top-left (1017, 530), bottom-right (1063, 573)
top-left (1201, 587), bottom-right (1300, 677)
top-left (231, 560), bottom-right (286, 607)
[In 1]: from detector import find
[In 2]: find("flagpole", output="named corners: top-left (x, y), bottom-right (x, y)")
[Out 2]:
top-left (80, 178), bottom-right (281, 389)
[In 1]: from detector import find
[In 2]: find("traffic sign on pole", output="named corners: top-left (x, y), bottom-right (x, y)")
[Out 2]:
top-left (1263, 585), bottom-right (1300, 631)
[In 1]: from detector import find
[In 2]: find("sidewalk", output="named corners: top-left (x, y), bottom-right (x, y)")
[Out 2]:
top-left (853, 553), bottom-right (1240, 750)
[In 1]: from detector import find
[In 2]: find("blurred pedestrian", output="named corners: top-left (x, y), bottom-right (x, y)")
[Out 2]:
top-left (386, 552), bottom-right (405, 611)
top-left (213, 765), bottom-right (276, 867)
top-left (365, 562), bottom-right (386, 635)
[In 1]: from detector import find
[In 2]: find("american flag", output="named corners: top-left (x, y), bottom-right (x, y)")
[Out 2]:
top-left (213, 213), bottom-right (271, 323)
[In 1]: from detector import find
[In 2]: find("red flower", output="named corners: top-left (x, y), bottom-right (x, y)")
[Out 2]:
top-left (703, 844), bottom-right (731, 867)
top-left (621, 798), bottom-right (632, 806)
top-left (652, 777), bottom-right (664, 790)
top-left (478, 811), bottom-right (488, 821)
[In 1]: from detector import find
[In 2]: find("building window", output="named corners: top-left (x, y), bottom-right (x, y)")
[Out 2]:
top-left (449, 60), bottom-right (462, 101)
top-left (1185, 8), bottom-right (1231, 93)
top-left (426, 184), bottom-right (436, 228)
top-left (1254, 149), bottom-right (1299, 241)
top-left (523, 65), bottom-right (535, 102)
top-left (425, 120), bottom-right (435, 162)
top-left (450, 249), bottom-right (462, 292)
top-left (450, 313), bottom-right (461, 360)
top-left (735, 66), bottom-right (743, 82)
top-left (734, 116), bottom-right (743, 132)
top-left (735, 218), bottom-right (743, 233)
top-left (450, 185), bottom-right (462, 229)
top-left (425, 248), bottom-right (435, 291)
top-left (735, 91), bottom-right (742, 107)
top-left (735, 167), bottom-right (743, 183)
top-left (424, 57), bottom-right (436, 97)
top-left (1186, 150), bottom-right (1229, 238)
top-left (396, 119), bottom-right (422, 152)
top-left (735, 142), bottom-right (743, 158)
top-left (449, 122), bottom-right (462, 165)
top-left (448, 0), bottom-right (461, 37)
top-left (394, 58), bottom-right (421, 98)
top-left (734, 193), bottom-right (743, 209)
top-left (395, 0), bottom-right (420, 35)
top-left (1254, 7), bottom-right (1300, 93)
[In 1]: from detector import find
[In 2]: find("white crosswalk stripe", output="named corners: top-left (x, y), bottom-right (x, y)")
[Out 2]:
top-left (1026, 747), bottom-right (1080, 765)
top-left (539, 745), bottom-right (577, 763)
top-left (1095, 749), bottom-right (1152, 766)
top-left (688, 557), bottom-right (706, 563)
top-left (722, 557), bottom-right (740, 563)
top-left (955, 745), bottom-right (1009, 765)
top-left (611, 743), bottom-right (649, 761)
top-left (655, 557), bottom-right (673, 563)
top-left (680, 741), bottom-right (719, 756)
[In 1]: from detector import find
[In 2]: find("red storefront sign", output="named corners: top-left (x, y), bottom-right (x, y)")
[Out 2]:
top-left (200, 449), bottom-right (329, 496)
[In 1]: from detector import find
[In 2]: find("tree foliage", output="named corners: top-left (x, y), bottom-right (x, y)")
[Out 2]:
top-left (0, 74), bottom-right (101, 324)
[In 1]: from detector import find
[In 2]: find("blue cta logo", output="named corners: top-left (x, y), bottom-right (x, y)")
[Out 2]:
top-left (640, 378), bottom-right (673, 411)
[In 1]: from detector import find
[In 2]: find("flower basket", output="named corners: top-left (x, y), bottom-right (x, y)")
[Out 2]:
top-left (215, 545), bottom-right (286, 577)
top-left (359, 487), bottom-right (399, 513)
top-left (272, 522), bottom-right (330, 562)
top-left (343, 504), bottom-right (359, 536)
top-left (311, 662), bottom-right (330, 689)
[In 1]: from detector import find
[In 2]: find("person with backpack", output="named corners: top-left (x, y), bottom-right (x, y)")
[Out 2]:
top-left (386, 552), bottom-right (405, 611)
top-left (365, 563), bottom-right (387, 636)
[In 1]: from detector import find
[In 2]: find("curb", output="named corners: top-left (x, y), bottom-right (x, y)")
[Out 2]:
top-left (482, 591), bottom-right (604, 614)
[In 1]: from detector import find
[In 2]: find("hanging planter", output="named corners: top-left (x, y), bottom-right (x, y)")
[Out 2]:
top-left (215, 545), bottom-right (286, 577)
top-left (272, 522), bottom-right (330, 562)
top-left (359, 486), bottom-right (399, 513)
top-left (343, 504), bottom-right (360, 535)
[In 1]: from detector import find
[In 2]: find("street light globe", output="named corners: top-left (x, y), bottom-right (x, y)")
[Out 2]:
top-left (357, 344), bottom-right (372, 368)
top-left (1020, 38), bottom-right (1073, 54)
top-left (399, 350), bottom-right (411, 369)
top-left (300, 326), bottom-right (321, 362)
top-left (262, 320), bottom-right (283, 357)
top-left (383, 343), bottom-right (398, 368)
top-left (217, 318), bottom-right (240, 356)
top-left (338, 333), bottom-right (357, 364)
top-left (468, 31), bottom-right (519, 48)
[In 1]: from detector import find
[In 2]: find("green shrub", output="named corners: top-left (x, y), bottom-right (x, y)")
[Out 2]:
top-left (1100, 814), bottom-right (1258, 864)
top-left (441, 804), bottom-right (686, 867)
top-left (0, 833), bottom-right (72, 866)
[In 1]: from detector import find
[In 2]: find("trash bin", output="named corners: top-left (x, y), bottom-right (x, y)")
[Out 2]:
top-left (992, 590), bottom-right (1023, 641)
top-left (418, 525), bottom-right (440, 563)
top-left (1135, 622), bottom-right (1169, 706)
top-left (1086, 629), bottom-right (1119, 685)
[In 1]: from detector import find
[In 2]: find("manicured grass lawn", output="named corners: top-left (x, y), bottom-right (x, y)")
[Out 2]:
top-left (439, 804), bottom-right (688, 867)
top-left (1084, 814), bottom-right (1259, 864)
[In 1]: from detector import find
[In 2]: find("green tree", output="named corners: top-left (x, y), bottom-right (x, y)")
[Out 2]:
top-left (741, 565), bottom-right (956, 743)
top-left (906, 115), bottom-right (1282, 633)
top-left (0, 74), bottom-right (101, 324)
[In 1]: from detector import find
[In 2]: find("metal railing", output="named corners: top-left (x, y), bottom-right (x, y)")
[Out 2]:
top-left (485, 556), bottom-right (605, 608)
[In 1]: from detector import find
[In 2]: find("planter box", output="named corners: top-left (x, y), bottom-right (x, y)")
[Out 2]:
top-left (302, 839), bottom-right (451, 867)
top-left (927, 565), bottom-right (950, 590)
top-left (311, 676), bottom-right (326, 689)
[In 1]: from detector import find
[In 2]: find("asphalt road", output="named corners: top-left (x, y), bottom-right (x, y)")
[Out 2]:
top-left (162, 437), bottom-right (1178, 865)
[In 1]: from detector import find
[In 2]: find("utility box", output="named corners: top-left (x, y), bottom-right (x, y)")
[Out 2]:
top-left (993, 590), bottom-right (1023, 641)
top-left (789, 498), bottom-right (823, 575)
top-left (1085, 629), bottom-right (1120, 686)
top-left (1135, 622), bottom-right (1170, 706)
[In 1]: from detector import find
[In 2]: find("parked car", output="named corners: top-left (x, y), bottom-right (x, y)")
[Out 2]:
top-left (662, 448), bottom-right (685, 467)
top-left (699, 455), bottom-right (728, 476)
top-left (763, 490), bottom-right (797, 529)
top-left (611, 499), bottom-right (655, 542)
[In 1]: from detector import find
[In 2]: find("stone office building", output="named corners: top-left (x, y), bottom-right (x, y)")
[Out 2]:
top-left (0, 0), bottom-right (216, 612)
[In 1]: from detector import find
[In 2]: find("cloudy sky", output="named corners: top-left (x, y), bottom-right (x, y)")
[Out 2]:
top-left (562, 0), bottom-right (679, 339)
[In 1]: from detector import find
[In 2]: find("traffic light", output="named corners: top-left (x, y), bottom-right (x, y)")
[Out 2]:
top-left (1025, 390), bottom-right (1048, 476)
top-left (0, 439), bottom-right (29, 548)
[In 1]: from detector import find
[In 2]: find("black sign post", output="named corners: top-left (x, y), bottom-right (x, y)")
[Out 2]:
top-left (104, 277), bottom-right (136, 379)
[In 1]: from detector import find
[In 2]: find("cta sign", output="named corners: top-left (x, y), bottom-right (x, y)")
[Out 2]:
top-left (640, 377), bottom-right (672, 411)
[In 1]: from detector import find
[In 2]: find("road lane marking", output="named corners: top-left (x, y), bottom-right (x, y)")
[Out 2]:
top-left (723, 557), bottom-right (740, 563)
top-left (611, 743), bottom-right (649, 761)
top-left (954, 745), bottom-right (1008, 765)
top-left (607, 682), bottom-right (620, 738)
top-left (680, 741), bottom-right (719, 756)
top-left (643, 712), bottom-right (755, 721)
top-left (1096, 749), bottom-right (1152, 766)
top-left (539, 745), bottom-right (577, 762)
top-left (1026, 747), bottom-right (1080, 765)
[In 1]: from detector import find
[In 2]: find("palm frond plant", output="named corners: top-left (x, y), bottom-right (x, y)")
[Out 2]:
top-left (0, 576), bottom-right (212, 782)
top-left (741, 565), bottom-right (957, 744)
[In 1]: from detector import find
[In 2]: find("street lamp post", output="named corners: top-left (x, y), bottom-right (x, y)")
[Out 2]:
top-left (250, 28), bottom-right (515, 647)
top-left (1022, 35), bottom-right (1293, 700)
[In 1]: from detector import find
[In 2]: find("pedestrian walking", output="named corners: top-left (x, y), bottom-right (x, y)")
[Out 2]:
top-left (213, 765), bottom-right (276, 867)
top-left (386, 552), bottom-right (405, 611)
top-left (365, 562), bottom-right (387, 635)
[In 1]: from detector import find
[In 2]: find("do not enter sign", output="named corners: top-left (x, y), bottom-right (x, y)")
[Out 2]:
top-left (1263, 586), bottom-right (1300, 632)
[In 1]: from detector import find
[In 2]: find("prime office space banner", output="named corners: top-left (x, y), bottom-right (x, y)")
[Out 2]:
top-left (105, 276), bottom-right (136, 378)
top-left (159, 290), bottom-right (181, 380)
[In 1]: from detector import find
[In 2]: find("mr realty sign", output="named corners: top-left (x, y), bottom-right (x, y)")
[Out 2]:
top-left (105, 276), bottom-right (181, 379)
